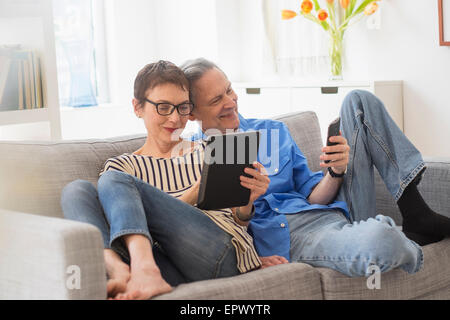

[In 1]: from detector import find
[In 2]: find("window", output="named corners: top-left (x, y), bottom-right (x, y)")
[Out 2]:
top-left (53, 0), bottom-right (109, 107)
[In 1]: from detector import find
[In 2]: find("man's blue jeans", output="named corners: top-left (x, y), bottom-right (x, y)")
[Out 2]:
top-left (286, 90), bottom-right (424, 277)
top-left (61, 171), bottom-right (239, 286)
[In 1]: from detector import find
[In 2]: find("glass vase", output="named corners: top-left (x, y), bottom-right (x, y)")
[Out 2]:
top-left (329, 30), bottom-right (344, 80)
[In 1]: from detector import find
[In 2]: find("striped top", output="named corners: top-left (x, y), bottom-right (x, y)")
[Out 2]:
top-left (99, 140), bottom-right (261, 273)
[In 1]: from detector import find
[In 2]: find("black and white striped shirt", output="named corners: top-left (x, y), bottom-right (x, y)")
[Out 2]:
top-left (99, 141), bottom-right (261, 273)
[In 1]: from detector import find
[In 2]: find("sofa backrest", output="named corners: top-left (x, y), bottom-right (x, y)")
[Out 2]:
top-left (0, 111), bottom-right (323, 218)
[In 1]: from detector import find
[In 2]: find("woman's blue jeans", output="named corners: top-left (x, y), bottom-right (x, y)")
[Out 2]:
top-left (61, 171), bottom-right (240, 286)
top-left (286, 90), bottom-right (424, 277)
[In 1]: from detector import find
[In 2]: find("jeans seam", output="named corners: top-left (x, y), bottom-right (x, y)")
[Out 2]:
top-left (110, 229), bottom-right (153, 247)
top-left (363, 119), bottom-right (399, 171)
top-left (394, 161), bottom-right (426, 201)
top-left (345, 125), bottom-right (358, 221)
top-left (213, 242), bottom-right (234, 278)
top-left (111, 171), bottom-right (154, 246)
top-left (299, 256), bottom-right (381, 262)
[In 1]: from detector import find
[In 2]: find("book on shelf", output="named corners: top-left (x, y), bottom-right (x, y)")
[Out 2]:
top-left (0, 45), bottom-right (45, 112)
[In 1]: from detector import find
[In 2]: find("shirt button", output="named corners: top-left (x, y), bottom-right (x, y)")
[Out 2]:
top-left (274, 168), bottom-right (278, 173)
top-left (280, 223), bottom-right (286, 228)
top-left (275, 208), bottom-right (279, 211)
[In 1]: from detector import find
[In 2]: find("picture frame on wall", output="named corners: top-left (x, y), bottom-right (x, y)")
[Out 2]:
top-left (439, 0), bottom-right (450, 46)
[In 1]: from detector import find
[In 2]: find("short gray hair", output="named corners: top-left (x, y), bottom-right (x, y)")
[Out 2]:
top-left (180, 58), bottom-right (225, 104)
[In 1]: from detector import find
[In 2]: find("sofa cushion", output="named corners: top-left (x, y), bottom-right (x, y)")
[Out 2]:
top-left (316, 238), bottom-right (450, 299)
top-left (154, 262), bottom-right (323, 300)
top-left (274, 111), bottom-right (324, 173)
top-left (0, 135), bottom-right (146, 217)
top-left (375, 158), bottom-right (450, 225)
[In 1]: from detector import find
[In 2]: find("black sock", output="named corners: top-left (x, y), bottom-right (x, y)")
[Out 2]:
top-left (397, 179), bottom-right (448, 245)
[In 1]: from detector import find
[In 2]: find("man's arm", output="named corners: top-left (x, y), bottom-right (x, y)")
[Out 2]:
top-left (307, 170), bottom-right (343, 204)
top-left (307, 135), bottom-right (349, 205)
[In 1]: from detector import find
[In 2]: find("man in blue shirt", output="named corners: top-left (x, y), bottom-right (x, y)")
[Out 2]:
top-left (181, 58), bottom-right (450, 277)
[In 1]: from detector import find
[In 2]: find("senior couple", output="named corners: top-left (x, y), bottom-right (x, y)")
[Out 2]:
top-left (61, 58), bottom-right (450, 300)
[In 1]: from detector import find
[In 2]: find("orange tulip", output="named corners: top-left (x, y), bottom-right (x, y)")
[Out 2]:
top-left (317, 9), bottom-right (328, 21)
top-left (281, 9), bottom-right (298, 20)
top-left (301, 0), bottom-right (313, 14)
top-left (364, 1), bottom-right (379, 15)
top-left (339, 0), bottom-right (350, 9)
top-left (326, 0), bottom-right (334, 4)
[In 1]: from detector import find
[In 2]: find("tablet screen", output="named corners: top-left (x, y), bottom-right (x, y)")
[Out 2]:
top-left (197, 131), bottom-right (260, 210)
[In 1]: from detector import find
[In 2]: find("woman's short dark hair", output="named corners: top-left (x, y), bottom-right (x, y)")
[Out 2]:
top-left (134, 60), bottom-right (189, 109)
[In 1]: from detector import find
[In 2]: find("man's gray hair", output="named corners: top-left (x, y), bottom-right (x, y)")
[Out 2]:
top-left (180, 58), bottom-right (225, 103)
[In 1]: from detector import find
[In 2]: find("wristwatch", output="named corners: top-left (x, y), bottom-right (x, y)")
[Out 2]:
top-left (328, 166), bottom-right (345, 178)
top-left (235, 205), bottom-right (255, 221)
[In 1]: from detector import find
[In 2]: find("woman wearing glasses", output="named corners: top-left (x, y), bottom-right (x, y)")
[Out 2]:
top-left (60, 61), bottom-right (269, 300)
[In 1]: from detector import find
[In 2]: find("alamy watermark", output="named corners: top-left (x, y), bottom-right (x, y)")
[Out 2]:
top-left (366, 265), bottom-right (381, 290)
top-left (170, 123), bottom-right (281, 173)
top-left (66, 265), bottom-right (81, 290)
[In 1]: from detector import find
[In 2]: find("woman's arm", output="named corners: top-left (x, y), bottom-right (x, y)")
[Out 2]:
top-left (178, 179), bottom-right (201, 206)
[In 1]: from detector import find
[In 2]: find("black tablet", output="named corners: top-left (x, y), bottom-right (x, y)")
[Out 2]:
top-left (197, 130), bottom-right (260, 210)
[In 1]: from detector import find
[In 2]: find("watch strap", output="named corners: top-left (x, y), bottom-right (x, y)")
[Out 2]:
top-left (328, 166), bottom-right (345, 178)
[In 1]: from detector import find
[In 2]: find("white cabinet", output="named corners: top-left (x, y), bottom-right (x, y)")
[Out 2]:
top-left (0, 0), bottom-right (61, 140)
top-left (233, 87), bottom-right (291, 119)
top-left (232, 80), bottom-right (403, 144)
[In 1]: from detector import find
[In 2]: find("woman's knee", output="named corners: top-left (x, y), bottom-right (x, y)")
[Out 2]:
top-left (61, 179), bottom-right (96, 206)
top-left (62, 179), bottom-right (95, 196)
top-left (97, 170), bottom-right (131, 193)
top-left (60, 179), bottom-right (98, 219)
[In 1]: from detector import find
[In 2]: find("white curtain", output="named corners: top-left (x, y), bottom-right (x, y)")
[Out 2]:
top-left (262, 0), bottom-right (329, 79)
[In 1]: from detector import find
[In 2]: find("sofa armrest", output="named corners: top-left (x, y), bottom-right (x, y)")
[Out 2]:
top-left (0, 209), bottom-right (107, 299)
top-left (375, 158), bottom-right (450, 225)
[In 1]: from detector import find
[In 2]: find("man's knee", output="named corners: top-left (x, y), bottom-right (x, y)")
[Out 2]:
top-left (361, 217), bottom-right (406, 263)
top-left (342, 90), bottom-right (381, 113)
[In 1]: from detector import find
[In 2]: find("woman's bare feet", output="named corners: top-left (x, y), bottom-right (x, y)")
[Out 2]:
top-left (107, 273), bottom-right (130, 299)
top-left (113, 263), bottom-right (172, 300)
top-left (104, 249), bottom-right (131, 299)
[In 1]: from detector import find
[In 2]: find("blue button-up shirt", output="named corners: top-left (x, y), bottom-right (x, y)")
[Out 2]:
top-left (190, 114), bottom-right (349, 261)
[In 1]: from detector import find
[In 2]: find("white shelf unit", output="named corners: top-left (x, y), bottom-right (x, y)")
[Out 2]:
top-left (232, 80), bottom-right (403, 144)
top-left (0, 0), bottom-right (61, 140)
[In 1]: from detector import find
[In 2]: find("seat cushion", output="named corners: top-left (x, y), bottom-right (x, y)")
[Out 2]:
top-left (154, 262), bottom-right (323, 300)
top-left (316, 238), bottom-right (450, 299)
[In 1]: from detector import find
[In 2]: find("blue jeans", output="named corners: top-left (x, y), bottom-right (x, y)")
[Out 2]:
top-left (61, 171), bottom-right (239, 286)
top-left (286, 90), bottom-right (424, 277)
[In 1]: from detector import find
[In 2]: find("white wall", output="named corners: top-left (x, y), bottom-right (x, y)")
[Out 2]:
top-left (343, 0), bottom-right (450, 158)
top-left (24, 0), bottom-right (450, 158)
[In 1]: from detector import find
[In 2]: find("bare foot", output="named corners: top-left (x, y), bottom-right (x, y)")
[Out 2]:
top-left (107, 276), bottom-right (129, 298)
top-left (115, 265), bottom-right (172, 300)
top-left (104, 250), bottom-right (131, 299)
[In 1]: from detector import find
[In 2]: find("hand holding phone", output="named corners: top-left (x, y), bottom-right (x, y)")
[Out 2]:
top-left (325, 117), bottom-right (341, 164)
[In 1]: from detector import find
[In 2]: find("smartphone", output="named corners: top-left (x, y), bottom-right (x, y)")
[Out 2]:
top-left (325, 117), bottom-right (341, 163)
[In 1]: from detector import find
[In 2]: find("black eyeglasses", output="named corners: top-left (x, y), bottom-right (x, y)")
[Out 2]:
top-left (145, 98), bottom-right (194, 116)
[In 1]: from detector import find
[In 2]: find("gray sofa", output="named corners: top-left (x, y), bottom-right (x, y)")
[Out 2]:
top-left (1, 111), bottom-right (449, 300)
